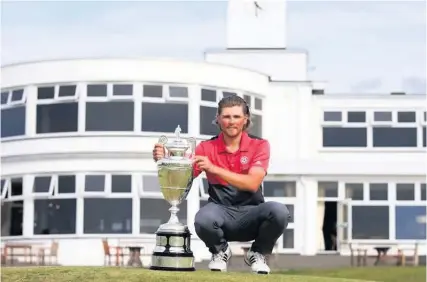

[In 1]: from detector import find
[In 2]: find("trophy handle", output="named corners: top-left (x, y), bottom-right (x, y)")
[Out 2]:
top-left (158, 135), bottom-right (168, 156)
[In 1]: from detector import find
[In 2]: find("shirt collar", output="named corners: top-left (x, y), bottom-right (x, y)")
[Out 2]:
top-left (216, 131), bottom-right (250, 153)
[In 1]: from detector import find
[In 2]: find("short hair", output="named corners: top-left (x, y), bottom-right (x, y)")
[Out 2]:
top-left (214, 95), bottom-right (252, 130)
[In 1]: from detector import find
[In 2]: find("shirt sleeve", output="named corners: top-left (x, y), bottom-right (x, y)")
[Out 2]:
top-left (249, 140), bottom-right (270, 173)
top-left (192, 142), bottom-right (205, 178)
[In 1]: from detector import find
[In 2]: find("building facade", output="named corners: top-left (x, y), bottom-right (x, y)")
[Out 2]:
top-left (1, 0), bottom-right (426, 266)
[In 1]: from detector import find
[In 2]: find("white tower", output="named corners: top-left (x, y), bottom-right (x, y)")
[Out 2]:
top-left (226, 0), bottom-right (287, 49)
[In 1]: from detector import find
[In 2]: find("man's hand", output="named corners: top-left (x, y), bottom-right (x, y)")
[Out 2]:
top-left (193, 155), bottom-right (216, 173)
top-left (152, 143), bottom-right (165, 162)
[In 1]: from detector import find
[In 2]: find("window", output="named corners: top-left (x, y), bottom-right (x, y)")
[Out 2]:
top-left (84, 198), bottom-right (132, 234)
top-left (84, 175), bottom-right (105, 193)
top-left (373, 111), bottom-right (392, 122)
top-left (345, 183), bottom-right (363, 200)
top-left (111, 175), bottom-right (132, 193)
top-left (396, 183), bottom-right (415, 201)
top-left (86, 101), bottom-right (134, 131)
top-left (222, 91), bottom-right (236, 99)
top-left (263, 181), bottom-right (296, 197)
top-left (1, 88), bottom-right (26, 138)
top-left (395, 206), bottom-right (426, 240)
top-left (58, 85), bottom-right (77, 97)
top-left (397, 111), bottom-right (416, 123)
top-left (200, 106), bottom-right (219, 136)
top-left (347, 112), bottom-right (366, 123)
top-left (113, 84), bottom-right (133, 96)
top-left (36, 102), bottom-right (78, 133)
top-left (32, 175), bottom-right (77, 235)
top-left (141, 102), bottom-right (188, 133)
top-left (282, 229), bottom-right (294, 249)
top-left (318, 182), bottom-right (338, 198)
top-left (373, 127), bottom-right (417, 147)
top-left (201, 89), bottom-right (216, 102)
top-left (369, 183), bottom-right (388, 201)
top-left (254, 98), bottom-right (262, 111)
top-left (352, 206), bottom-right (389, 239)
top-left (1, 178), bottom-right (24, 237)
top-left (38, 86), bottom-right (55, 99)
top-left (421, 184), bottom-right (426, 201)
top-left (87, 84), bottom-right (107, 97)
top-left (323, 127), bottom-right (367, 147)
top-left (169, 86), bottom-right (188, 98)
top-left (143, 85), bottom-right (162, 98)
top-left (249, 114), bottom-right (262, 137)
top-left (323, 111), bottom-right (342, 122)
top-left (423, 127), bottom-right (426, 147)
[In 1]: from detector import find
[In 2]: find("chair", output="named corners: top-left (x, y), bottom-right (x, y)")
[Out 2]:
top-left (37, 241), bottom-right (59, 265)
top-left (102, 239), bottom-right (125, 266)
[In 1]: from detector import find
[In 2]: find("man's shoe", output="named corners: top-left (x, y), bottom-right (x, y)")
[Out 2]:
top-left (208, 245), bottom-right (232, 272)
top-left (244, 249), bottom-right (270, 274)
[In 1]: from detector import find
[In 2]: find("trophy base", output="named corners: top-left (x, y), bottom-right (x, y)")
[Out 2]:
top-left (150, 223), bottom-right (195, 272)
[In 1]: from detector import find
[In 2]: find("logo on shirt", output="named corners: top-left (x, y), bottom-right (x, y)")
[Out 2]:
top-left (255, 161), bottom-right (262, 165)
top-left (240, 156), bottom-right (249, 164)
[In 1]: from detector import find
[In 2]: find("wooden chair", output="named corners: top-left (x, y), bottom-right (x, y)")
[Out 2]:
top-left (37, 241), bottom-right (59, 265)
top-left (397, 243), bottom-right (419, 266)
top-left (102, 239), bottom-right (125, 266)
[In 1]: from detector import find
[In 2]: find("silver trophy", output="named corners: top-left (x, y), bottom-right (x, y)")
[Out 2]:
top-left (150, 125), bottom-right (196, 271)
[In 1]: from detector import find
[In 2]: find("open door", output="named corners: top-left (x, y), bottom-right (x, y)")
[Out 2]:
top-left (336, 199), bottom-right (352, 253)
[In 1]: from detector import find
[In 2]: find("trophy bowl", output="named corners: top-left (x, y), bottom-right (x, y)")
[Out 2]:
top-left (150, 125), bottom-right (196, 271)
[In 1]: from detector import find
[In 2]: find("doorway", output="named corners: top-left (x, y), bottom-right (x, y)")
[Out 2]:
top-left (317, 200), bottom-right (338, 252)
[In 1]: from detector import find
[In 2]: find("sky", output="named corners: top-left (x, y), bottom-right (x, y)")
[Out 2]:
top-left (1, 0), bottom-right (426, 94)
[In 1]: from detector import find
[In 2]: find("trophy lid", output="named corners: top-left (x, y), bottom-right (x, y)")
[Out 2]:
top-left (164, 125), bottom-right (189, 153)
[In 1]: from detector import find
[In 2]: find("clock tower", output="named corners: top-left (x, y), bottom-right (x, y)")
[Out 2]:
top-left (226, 0), bottom-right (287, 49)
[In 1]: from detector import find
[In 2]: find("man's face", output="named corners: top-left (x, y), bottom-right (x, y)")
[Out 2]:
top-left (217, 105), bottom-right (248, 138)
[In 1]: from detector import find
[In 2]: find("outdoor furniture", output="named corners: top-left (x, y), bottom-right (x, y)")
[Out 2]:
top-left (36, 241), bottom-right (59, 265)
top-left (102, 239), bottom-right (125, 266)
top-left (397, 243), bottom-right (419, 266)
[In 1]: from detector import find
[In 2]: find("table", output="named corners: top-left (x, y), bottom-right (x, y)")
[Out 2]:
top-left (127, 246), bottom-right (144, 267)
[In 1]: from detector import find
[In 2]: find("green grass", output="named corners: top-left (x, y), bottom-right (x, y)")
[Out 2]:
top-left (0, 266), bottom-right (425, 282)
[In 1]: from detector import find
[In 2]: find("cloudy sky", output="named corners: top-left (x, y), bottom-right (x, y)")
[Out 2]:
top-left (1, 0), bottom-right (426, 94)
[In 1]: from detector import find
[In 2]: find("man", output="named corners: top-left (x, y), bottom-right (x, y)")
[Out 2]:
top-left (152, 95), bottom-right (290, 274)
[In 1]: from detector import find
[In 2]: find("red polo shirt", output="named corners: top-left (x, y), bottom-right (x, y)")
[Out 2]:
top-left (193, 132), bottom-right (270, 206)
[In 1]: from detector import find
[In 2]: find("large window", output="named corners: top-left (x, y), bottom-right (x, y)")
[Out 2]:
top-left (36, 85), bottom-right (79, 134)
top-left (1, 88), bottom-right (26, 138)
top-left (321, 110), bottom-right (424, 148)
top-left (141, 84), bottom-right (189, 133)
top-left (317, 181), bottom-right (426, 243)
top-left (1, 177), bottom-right (24, 236)
top-left (83, 174), bottom-right (133, 234)
top-left (33, 175), bottom-right (77, 235)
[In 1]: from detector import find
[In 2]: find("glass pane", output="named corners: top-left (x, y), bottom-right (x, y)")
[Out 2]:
top-left (369, 183), bottom-right (388, 200)
top-left (36, 103), bottom-right (78, 134)
top-left (373, 127), bottom-right (417, 147)
top-left (87, 84), bottom-right (107, 97)
top-left (263, 181), bottom-right (296, 197)
top-left (248, 114), bottom-right (262, 137)
top-left (11, 89), bottom-right (24, 101)
top-left (10, 178), bottom-right (23, 196)
top-left (33, 176), bottom-right (51, 193)
top-left (169, 86), bottom-right (188, 98)
top-left (34, 199), bottom-right (76, 235)
top-left (200, 106), bottom-right (219, 136)
top-left (286, 204), bottom-right (294, 223)
top-left (37, 86), bottom-right (55, 99)
top-left (323, 127), bottom-right (367, 147)
top-left (141, 103), bottom-right (188, 133)
top-left (85, 175), bottom-right (105, 192)
top-left (1, 106), bottom-right (26, 138)
top-left (374, 111), bottom-right (392, 122)
top-left (57, 175), bottom-right (75, 194)
top-left (396, 183), bottom-right (415, 201)
top-left (243, 95), bottom-right (251, 107)
top-left (421, 184), bottom-right (426, 201)
top-left (84, 198), bottom-right (132, 234)
top-left (223, 91), bottom-right (236, 99)
top-left (397, 111), bottom-right (416, 123)
top-left (143, 175), bottom-right (160, 192)
top-left (58, 85), bottom-right (76, 97)
top-left (347, 112), bottom-right (365, 123)
top-left (111, 175), bottom-right (132, 193)
top-left (323, 111), bottom-right (342, 122)
top-left (1, 92), bottom-right (8, 104)
top-left (282, 228), bottom-right (294, 249)
top-left (318, 181), bottom-right (338, 198)
top-left (86, 102), bottom-right (134, 131)
top-left (1, 201), bottom-right (23, 236)
top-left (352, 206), bottom-right (389, 239)
top-left (423, 127), bottom-right (426, 147)
top-left (254, 98), bottom-right (262, 110)
top-left (113, 84), bottom-right (133, 96)
top-left (140, 198), bottom-right (187, 233)
top-left (143, 85), bottom-right (162, 98)
top-left (201, 89), bottom-right (216, 102)
top-left (395, 206), bottom-right (426, 240)
top-left (345, 183), bottom-right (363, 200)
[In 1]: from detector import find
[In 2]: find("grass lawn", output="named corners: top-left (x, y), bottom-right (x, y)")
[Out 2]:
top-left (1, 266), bottom-right (425, 282)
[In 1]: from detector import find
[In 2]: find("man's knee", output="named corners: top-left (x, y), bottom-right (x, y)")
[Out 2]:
top-left (263, 202), bottom-right (291, 228)
top-left (194, 204), bottom-right (224, 235)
